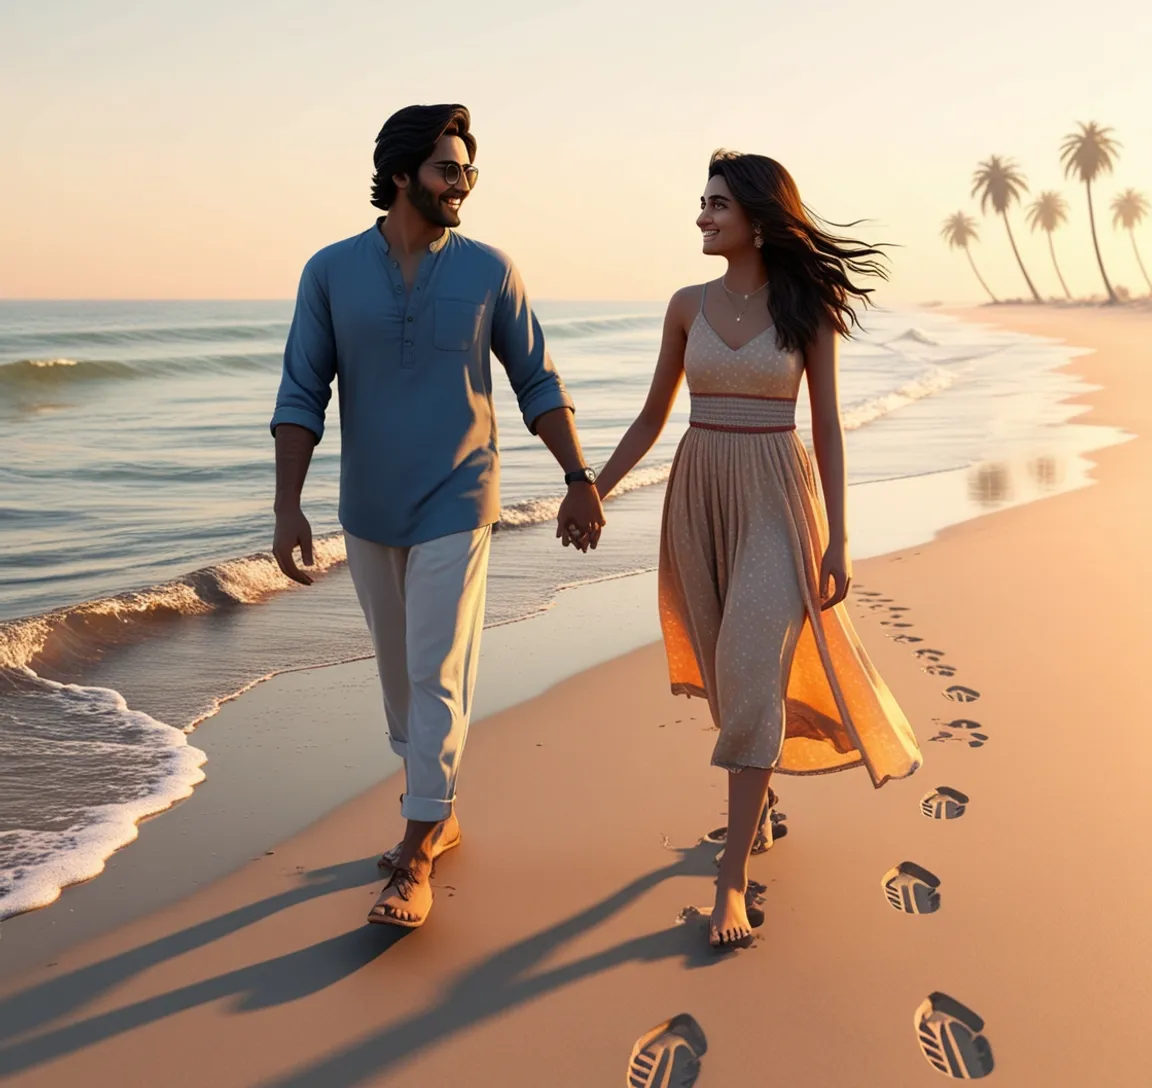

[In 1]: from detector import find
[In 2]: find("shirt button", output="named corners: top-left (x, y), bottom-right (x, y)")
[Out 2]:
top-left (394, 285), bottom-right (402, 294)
top-left (406, 316), bottom-right (413, 322)
top-left (404, 339), bottom-right (413, 346)
top-left (391, 261), bottom-right (399, 268)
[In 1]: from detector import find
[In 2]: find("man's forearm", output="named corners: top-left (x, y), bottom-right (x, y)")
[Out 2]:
top-left (533, 407), bottom-right (588, 476)
top-left (274, 423), bottom-right (318, 513)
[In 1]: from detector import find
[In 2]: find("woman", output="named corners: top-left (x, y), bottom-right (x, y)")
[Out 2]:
top-left (573, 151), bottom-right (922, 948)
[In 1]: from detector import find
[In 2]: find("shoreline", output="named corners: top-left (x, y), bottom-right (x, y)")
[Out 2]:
top-left (0, 304), bottom-right (1132, 962)
top-left (2, 304), bottom-right (1150, 1084)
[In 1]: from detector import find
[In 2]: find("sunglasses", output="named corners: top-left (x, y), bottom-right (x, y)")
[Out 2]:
top-left (433, 161), bottom-right (479, 189)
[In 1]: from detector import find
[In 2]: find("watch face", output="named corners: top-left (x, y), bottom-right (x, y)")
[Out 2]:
top-left (584, 467), bottom-right (597, 484)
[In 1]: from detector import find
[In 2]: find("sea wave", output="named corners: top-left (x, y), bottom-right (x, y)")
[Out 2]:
top-left (0, 673), bottom-right (206, 921)
top-left (884, 327), bottom-right (941, 347)
top-left (0, 320), bottom-right (290, 353)
top-left (0, 358), bottom-right (136, 385)
top-left (841, 366), bottom-right (958, 430)
top-left (0, 352), bottom-right (281, 390)
top-left (0, 536), bottom-right (349, 675)
top-left (540, 312), bottom-right (663, 340)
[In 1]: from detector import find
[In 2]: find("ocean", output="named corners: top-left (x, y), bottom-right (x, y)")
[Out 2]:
top-left (0, 298), bottom-right (1126, 921)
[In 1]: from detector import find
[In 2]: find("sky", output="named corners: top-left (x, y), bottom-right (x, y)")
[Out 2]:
top-left (2, 0), bottom-right (1150, 305)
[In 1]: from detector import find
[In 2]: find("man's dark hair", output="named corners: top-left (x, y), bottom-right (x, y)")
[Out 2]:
top-left (370, 104), bottom-right (476, 211)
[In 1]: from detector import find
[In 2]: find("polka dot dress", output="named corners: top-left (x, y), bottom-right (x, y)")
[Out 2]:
top-left (659, 290), bottom-right (922, 786)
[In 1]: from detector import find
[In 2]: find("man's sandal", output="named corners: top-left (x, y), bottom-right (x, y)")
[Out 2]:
top-left (367, 867), bottom-right (432, 929)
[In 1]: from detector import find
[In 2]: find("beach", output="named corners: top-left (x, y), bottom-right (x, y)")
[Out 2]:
top-left (1, 303), bottom-right (1149, 1085)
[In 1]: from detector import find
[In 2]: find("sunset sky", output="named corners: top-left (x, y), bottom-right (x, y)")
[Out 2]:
top-left (2, 0), bottom-right (1149, 304)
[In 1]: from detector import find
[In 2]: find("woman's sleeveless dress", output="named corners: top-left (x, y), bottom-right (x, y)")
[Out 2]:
top-left (658, 288), bottom-right (922, 785)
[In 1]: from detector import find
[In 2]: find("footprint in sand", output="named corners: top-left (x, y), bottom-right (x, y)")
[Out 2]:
top-left (914, 649), bottom-right (958, 676)
top-left (920, 787), bottom-right (970, 820)
top-left (924, 663), bottom-right (958, 677)
top-left (914, 647), bottom-right (946, 660)
top-left (704, 801), bottom-right (787, 857)
top-left (628, 1013), bottom-right (708, 1088)
top-left (675, 899), bottom-right (765, 936)
top-left (929, 719), bottom-right (988, 748)
top-left (891, 633), bottom-right (924, 644)
top-left (943, 684), bottom-right (980, 704)
top-left (882, 862), bottom-right (942, 914)
top-left (914, 993), bottom-right (995, 1079)
top-left (745, 878), bottom-right (767, 906)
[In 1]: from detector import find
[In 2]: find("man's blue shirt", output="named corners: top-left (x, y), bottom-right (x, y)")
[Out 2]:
top-left (271, 220), bottom-right (573, 546)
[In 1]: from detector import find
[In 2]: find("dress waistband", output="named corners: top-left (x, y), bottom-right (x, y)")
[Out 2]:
top-left (688, 393), bottom-right (797, 433)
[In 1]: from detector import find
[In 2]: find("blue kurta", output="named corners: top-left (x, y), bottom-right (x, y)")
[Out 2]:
top-left (271, 220), bottom-right (573, 546)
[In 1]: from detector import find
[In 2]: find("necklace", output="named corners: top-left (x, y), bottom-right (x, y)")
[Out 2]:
top-left (721, 277), bottom-right (769, 323)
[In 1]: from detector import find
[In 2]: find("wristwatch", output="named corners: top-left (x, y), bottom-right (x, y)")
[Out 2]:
top-left (564, 466), bottom-right (598, 486)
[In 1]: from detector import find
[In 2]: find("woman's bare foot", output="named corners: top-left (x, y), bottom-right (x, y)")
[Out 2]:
top-left (709, 880), bottom-right (753, 948)
top-left (377, 812), bottom-right (461, 871)
top-left (368, 862), bottom-right (434, 928)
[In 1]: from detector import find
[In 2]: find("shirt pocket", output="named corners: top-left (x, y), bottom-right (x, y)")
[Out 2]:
top-left (433, 299), bottom-right (485, 351)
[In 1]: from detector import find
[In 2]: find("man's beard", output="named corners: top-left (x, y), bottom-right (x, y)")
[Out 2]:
top-left (408, 175), bottom-right (460, 228)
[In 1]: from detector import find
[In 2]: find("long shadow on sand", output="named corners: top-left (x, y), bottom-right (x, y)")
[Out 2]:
top-left (0, 858), bottom-right (385, 1053)
top-left (0, 842), bottom-right (726, 1081)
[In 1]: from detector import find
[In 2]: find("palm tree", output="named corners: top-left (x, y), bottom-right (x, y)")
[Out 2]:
top-left (1060, 121), bottom-right (1121, 303)
top-left (1111, 189), bottom-right (1152, 295)
top-left (941, 212), bottom-right (999, 303)
top-left (971, 156), bottom-right (1042, 302)
top-left (1026, 191), bottom-right (1073, 300)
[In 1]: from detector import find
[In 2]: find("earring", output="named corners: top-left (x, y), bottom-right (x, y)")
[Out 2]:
top-left (753, 225), bottom-right (764, 249)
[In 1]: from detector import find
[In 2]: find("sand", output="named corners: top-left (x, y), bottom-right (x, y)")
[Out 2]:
top-left (1, 304), bottom-right (1149, 1086)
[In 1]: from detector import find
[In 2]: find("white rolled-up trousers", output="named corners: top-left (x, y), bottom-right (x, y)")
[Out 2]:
top-left (344, 526), bottom-right (491, 823)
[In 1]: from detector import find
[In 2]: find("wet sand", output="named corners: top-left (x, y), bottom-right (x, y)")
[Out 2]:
top-left (1, 304), bottom-right (1149, 1086)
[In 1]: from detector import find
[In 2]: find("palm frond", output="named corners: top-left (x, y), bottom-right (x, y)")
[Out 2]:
top-left (1061, 121), bottom-right (1121, 183)
top-left (1111, 188), bottom-right (1149, 230)
top-left (1026, 191), bottom-right (1069, 233)
top-left (971, 156), bottom-right (1029, 215)
top-left (941, 211), bottom-right (979, 249)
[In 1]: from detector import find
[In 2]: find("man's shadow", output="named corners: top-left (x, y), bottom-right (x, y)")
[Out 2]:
top-left (0, 840), bottom-right (728, 1081)
top-left (0, 857), bottom-right (383, 1050)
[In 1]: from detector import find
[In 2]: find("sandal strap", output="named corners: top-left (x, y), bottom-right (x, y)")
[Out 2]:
top-left (386, 866), bottom-right (418, 901)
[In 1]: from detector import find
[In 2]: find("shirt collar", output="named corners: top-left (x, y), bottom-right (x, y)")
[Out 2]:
top-left (374, 216), bottom-right (451, 255)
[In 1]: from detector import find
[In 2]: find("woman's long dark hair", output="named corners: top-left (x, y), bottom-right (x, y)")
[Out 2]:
top-left (708, 150), bottom-right (889, 354)
top-left (371, 104), bottom-right (476, 211)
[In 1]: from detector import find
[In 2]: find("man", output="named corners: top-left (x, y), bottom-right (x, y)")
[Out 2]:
top-left (270, 104), bottom-right (604, 929)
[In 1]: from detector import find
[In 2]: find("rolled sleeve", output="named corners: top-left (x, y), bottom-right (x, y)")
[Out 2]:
top-left (490, 260), bottom-right (574, 434)
top-left (270, 262), bottom-right (336, 442)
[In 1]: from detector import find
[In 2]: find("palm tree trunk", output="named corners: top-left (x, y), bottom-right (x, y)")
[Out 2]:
top-left (1130, 229), bottom-right (1152, 295)
top-left (1084, 178), bottom-right (1118, 303)
top-left (1000, 211), bottom-right (1042, 302)
top-left (965, 246), bottom-right (999, 303)
top-left (1047, 233), bottom-right (1073, 299)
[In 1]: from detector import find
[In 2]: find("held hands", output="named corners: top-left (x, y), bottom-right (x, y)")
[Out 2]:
top-left (273, 505), bottom-right (316, 585)
top-left (555, 484), bottom-right (606, 553)
top-left (818, 541), bottom-right (852, 611)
